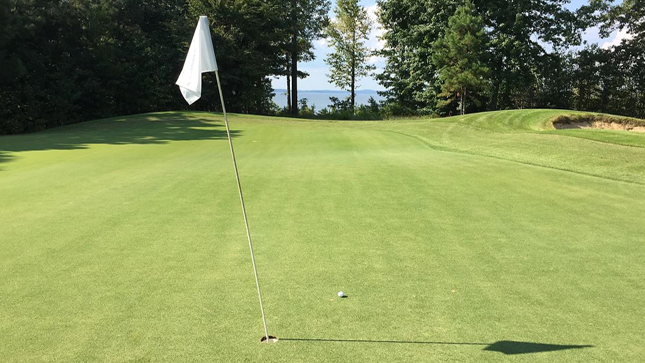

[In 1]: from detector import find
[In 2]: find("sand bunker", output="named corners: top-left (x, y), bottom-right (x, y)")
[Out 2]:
top-left (552, 114), bottom-right (645, 133)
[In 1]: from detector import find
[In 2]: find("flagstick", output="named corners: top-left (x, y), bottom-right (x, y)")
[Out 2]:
top-left (215, 71), bottom-right (270, 342)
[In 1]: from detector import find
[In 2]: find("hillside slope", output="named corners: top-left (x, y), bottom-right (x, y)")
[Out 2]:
top-left (353, 109), bottom-right (644, 184)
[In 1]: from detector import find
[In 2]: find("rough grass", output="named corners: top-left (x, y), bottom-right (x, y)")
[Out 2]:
top-left (0, 110), bottom-right (643, 362)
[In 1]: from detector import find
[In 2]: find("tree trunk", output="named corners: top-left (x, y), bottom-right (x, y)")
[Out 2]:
top-left (463, 88), bottom-right (467, 115)
top-left (490, 81), bottom-right (500, 111)
top-left (351, 66), bottom-right (355, 112)
top-left (350, 30), bottom-right (356, 113)
top-left (290, 0), bottom-right (298, 116)
top-left (290, 43), bottom-right (298, 116)
top-left (286, 60), bottom-right (291, 113)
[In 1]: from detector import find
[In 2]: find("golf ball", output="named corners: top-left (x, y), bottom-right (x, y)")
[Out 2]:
top-left (338, 291), bottom-right (345, 297)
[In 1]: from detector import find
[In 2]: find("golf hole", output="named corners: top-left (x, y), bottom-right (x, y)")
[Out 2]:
top-left (260, 335), bottom-right (279, 343)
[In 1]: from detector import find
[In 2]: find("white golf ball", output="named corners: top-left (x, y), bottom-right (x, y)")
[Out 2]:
top-left (338, 291), bottom-right (345, 297)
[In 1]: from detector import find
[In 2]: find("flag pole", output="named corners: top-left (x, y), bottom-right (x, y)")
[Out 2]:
top-left (214, 71), bottom-right (272, 342)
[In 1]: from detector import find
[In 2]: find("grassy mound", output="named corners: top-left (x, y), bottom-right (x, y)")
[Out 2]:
top-left (356, 109), bottom-right (645, 183)
top-left (0, 110), bottom-right (643, 362)
top-left (421, 109), bottom-right (645, 147)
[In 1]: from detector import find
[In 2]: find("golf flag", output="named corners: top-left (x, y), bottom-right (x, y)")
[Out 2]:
top-left (176, 16), bottom-right (218, 105)
top-left (176, 16), bottom-right (274, 342)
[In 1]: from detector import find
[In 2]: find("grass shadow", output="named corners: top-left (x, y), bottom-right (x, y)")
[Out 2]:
top-left (0, 112), bottom-right (237, 167)
top-left (280, 338), bottom-right (593, 355)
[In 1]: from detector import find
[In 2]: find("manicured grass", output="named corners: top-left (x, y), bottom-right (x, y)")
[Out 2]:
top-left (0, 110), bottom-right (643, 362)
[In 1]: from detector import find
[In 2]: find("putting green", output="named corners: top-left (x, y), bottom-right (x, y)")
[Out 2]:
top-left (0, 110), bottom-right (643, 362)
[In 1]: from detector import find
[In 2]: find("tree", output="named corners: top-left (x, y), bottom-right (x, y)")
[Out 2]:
top-left (0, 0), bottom-right (292, 134)
top-left (482, 0), bottom-right (582, 110)
top-left (535, 52), bottom-right (574, 109)
top-left (602, 0), bottom-right (645, 39)
top-left (432, 0), bottom-right (489, 115)
top-left (377, 0), bottom-right (588, 115)
top-left (376, 0), bottom-right (459, 115)
top-left (188, 0), bottom-right (289, 114)
top-left (278, 41), bottom-right (313, 114)
top-left (325, 0), bottom-right (375, 112)
top-left (284, 0), bottom-right (330, 115)
top-left (572, 43), bottom-right (644, 119)
top-left (600, 0), bottom-right (645, 118)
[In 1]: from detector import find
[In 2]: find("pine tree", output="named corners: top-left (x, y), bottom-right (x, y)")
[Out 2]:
top-left (432, 0), bottom-right (489, 115)
top-left (325, 0), bottom-right (375, 112)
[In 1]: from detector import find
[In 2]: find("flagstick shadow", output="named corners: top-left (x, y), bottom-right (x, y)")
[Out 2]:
top-left (280, 338), bottom-right (487, 346)
top-left (280, 338), bottom-right (594, 355)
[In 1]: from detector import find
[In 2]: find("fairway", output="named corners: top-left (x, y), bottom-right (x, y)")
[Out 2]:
top-left (1, 110), bottom-right (643, 362)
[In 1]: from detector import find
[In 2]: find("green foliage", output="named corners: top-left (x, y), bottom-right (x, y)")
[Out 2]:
top-left (481, 0), bottom-right (584, 110)
top-left (274, 96), bottom-right (383, 120)
top-left (573, 44), bottom-right (644, 118)
top-left (376, 0), bottom-right (459, 115)
top-left (325, 0), bottom-right (375, 111)
top-left (284, 0), bottom-right (331, 58)
top-left (432, 0), bottom-right (489, 115)
top-left (596, 0), bottom-right (645, 118)
top-left (318, 96), bottom-right (382, 119)
top-left (377, 0), bottom-right (588, 114)
top-left (0, 0), bottom-right (195, 134)
top-left (1, 0), bottom-right (643, 132)
top-left (284, 0), bottom-right (331, 115)
top-left (601, 0), bottom-right (645, 39)
top-left (377, 0), bottom-right (644, 118)
top-left (0, 0), bottom-right (300, 134)
top-left (187, 0), bottom-right (288, 114)
top-left (534, 52), bottom-right (575, 109)
top-left (297, 98), bottom-right (317, 117)
top-left (328, 96), bottom-right (353, 112)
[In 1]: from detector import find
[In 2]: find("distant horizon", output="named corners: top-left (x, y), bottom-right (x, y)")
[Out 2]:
top-left (272, 88), bottom-right (385, 109)
top-left (273, 88), bottom-right (383, 93)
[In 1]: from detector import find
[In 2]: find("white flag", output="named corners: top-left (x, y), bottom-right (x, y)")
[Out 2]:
top-left (176, 16), bottom-right (218, 105)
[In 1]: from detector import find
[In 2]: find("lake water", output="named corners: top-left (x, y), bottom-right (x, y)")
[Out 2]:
top-left (272, 90), bottom-right (384, 110)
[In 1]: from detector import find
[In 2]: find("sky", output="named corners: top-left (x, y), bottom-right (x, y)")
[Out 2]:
top-left (271, 0), bottom-right (628, 91)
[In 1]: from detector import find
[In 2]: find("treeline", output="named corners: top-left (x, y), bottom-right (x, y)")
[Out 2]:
top-left (377, 0), bottom-right (644, 118)
top-left (0, 0), bottom-right (643, 135)
top-left (1, 0), bottom-right (192, 134)
top-left (0, 0), bottom-right (329, 134)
